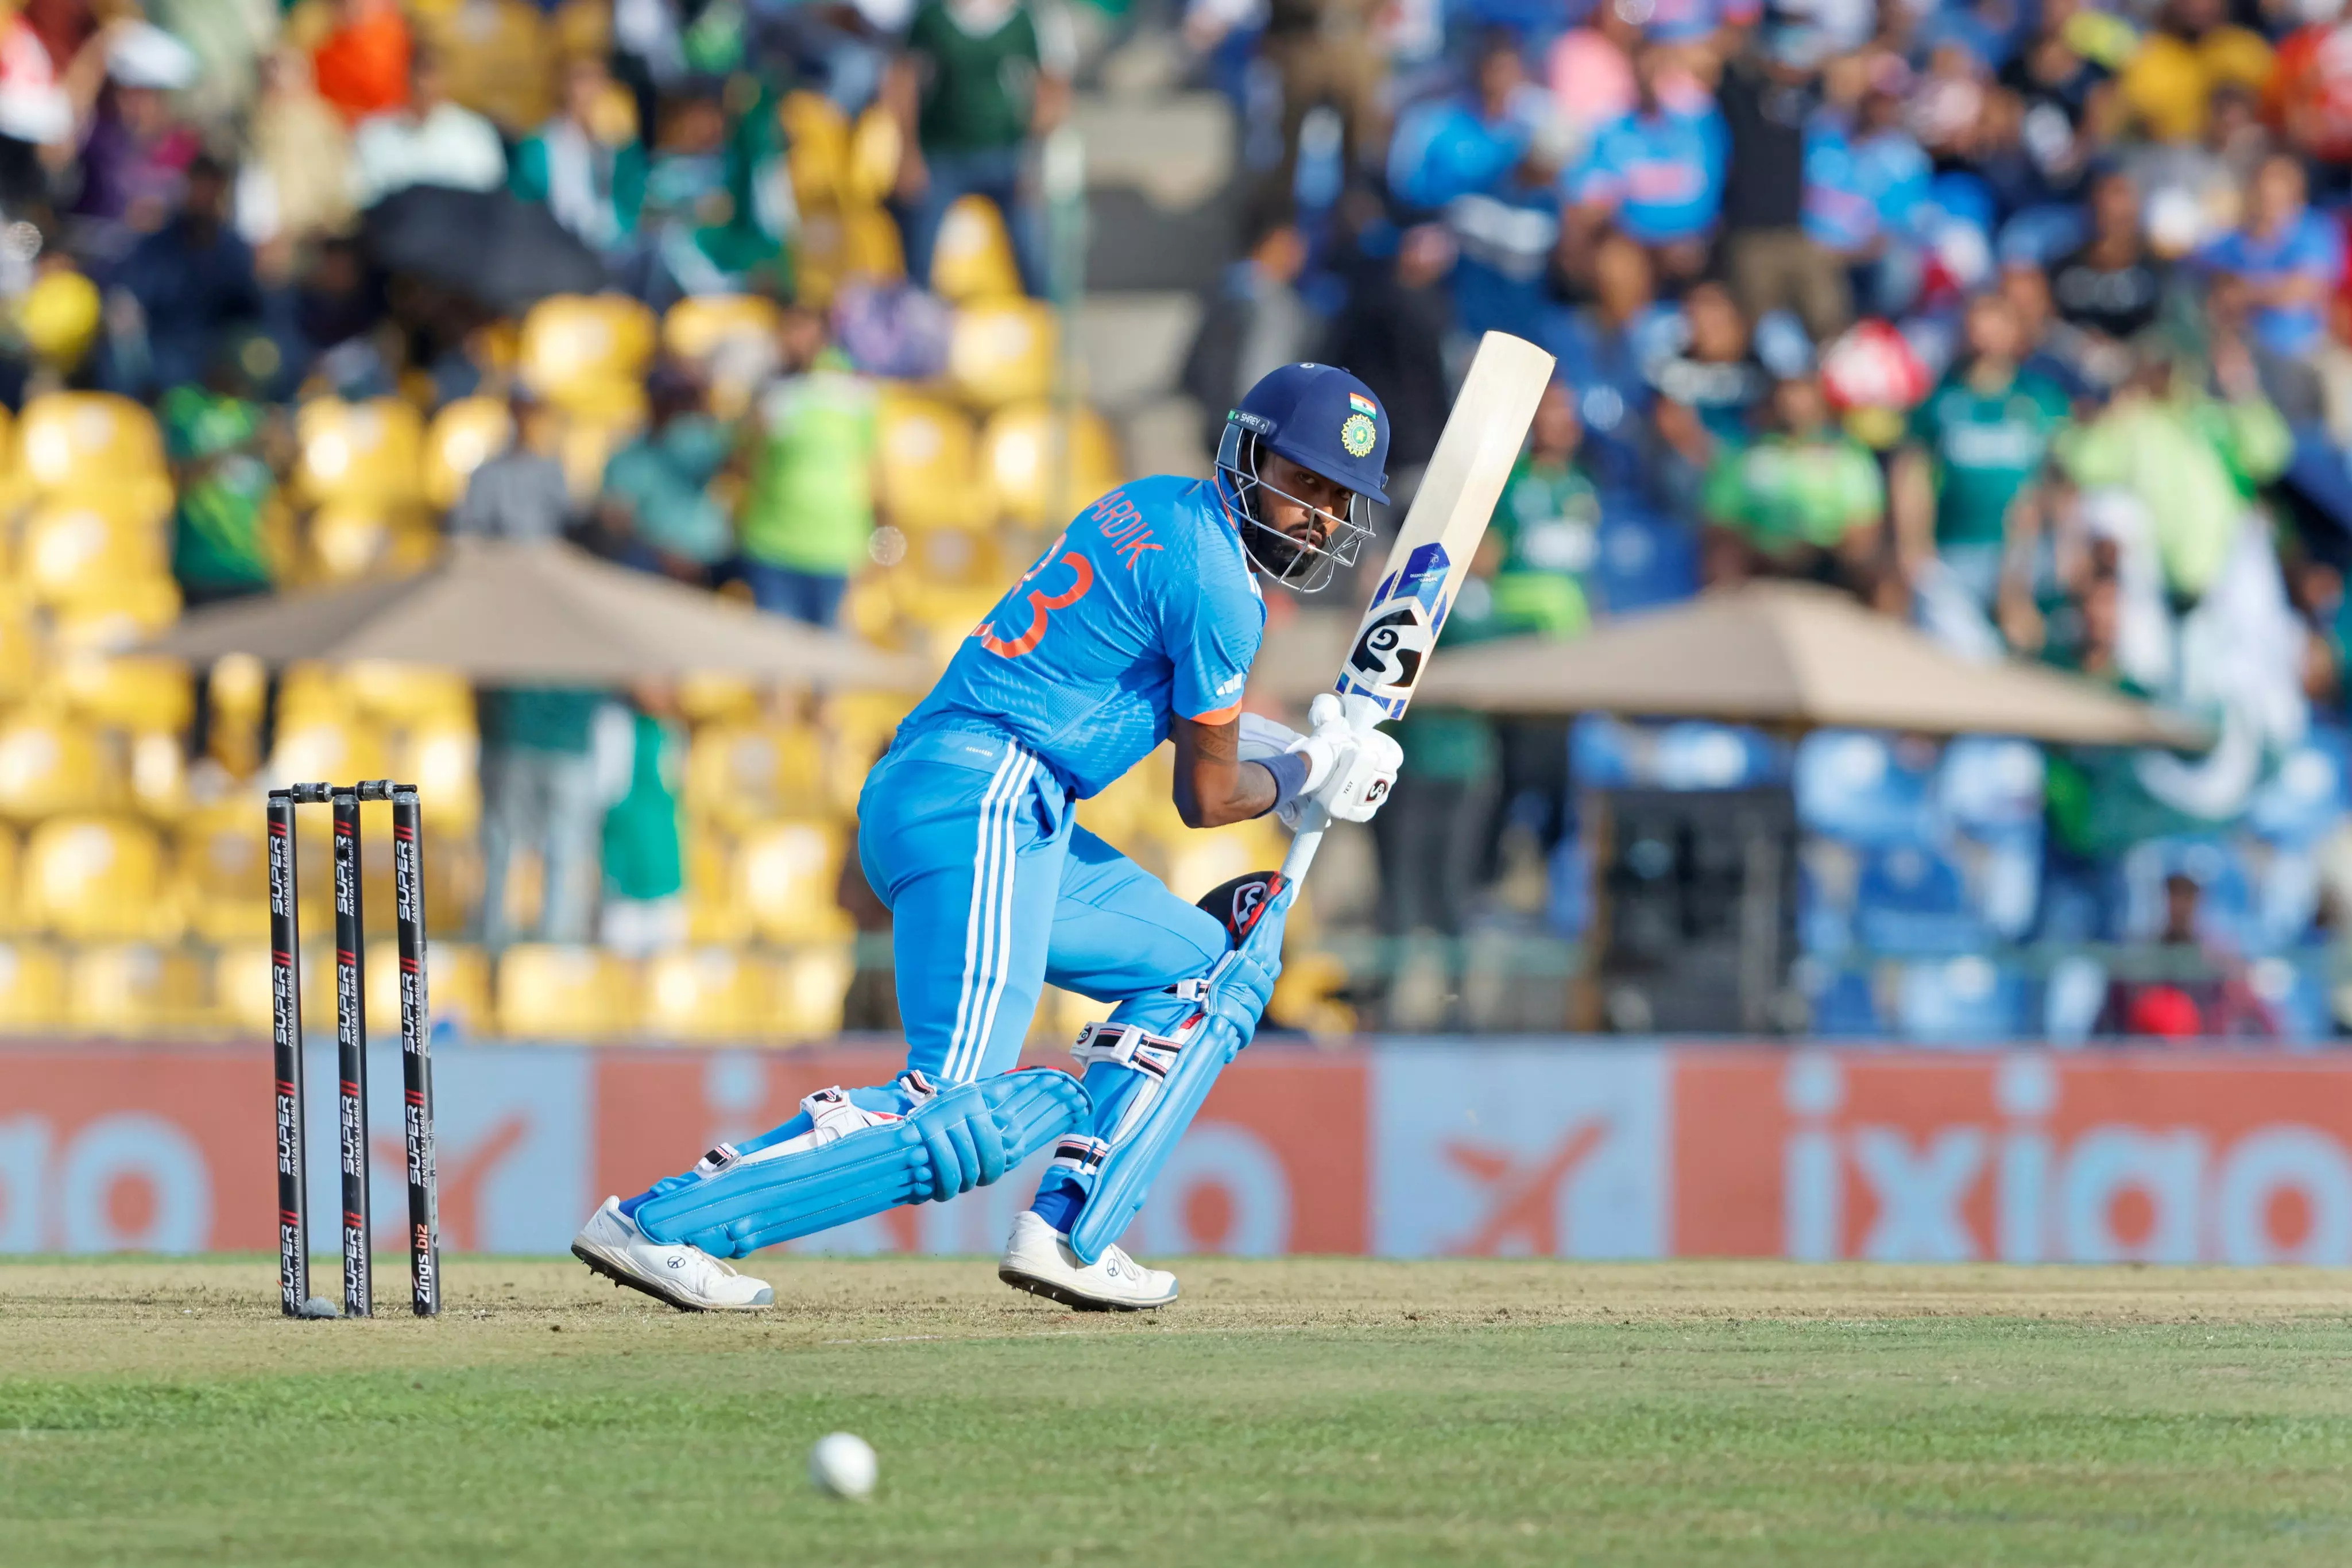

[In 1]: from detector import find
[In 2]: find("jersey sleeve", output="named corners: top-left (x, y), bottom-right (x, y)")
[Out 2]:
top-left (1162, 562), bottom-right (1261, 725)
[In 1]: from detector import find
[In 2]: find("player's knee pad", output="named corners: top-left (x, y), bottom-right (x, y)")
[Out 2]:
top-left (635, 1067), bottom-right (1088, 1257)
top-left (1054, 878), bottom-right (1290, 1265)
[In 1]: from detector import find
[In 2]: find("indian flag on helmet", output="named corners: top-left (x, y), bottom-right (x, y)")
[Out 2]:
top-left (1348, 392), bottom-right (1378, 416)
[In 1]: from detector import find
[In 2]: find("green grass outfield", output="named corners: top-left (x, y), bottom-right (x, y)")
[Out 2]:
top-left (3, 1257), bottom-right (2350, 1567)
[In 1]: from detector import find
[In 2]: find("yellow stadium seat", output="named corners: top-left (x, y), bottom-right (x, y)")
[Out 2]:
top-left (794, 205), bottom-right (905, 307)
top-left (1073, 757), bottom-right (1166, 846)
top-left (362, 937), bottom-right (492, 1039)
top-left (0, 940), bottom-right (65, 1030)
top-left (274, 661), bottom-right (350, 724)
top-left (819, 690), bottom-right (915, 814)
top-left (558, 394), bottom-right (650, 500)
top-left (495, 943), bottom-right (640, 1040)
top-left (896, 581), bottom-right (1003, 654)
top-left (67, 942), bottom-right (204, 1036)
top-left (683, 828), bottom-right (749, 944)
top-left (46, 578), bottom-right (181, 653)
top-left (948, 300), bottom-right (1057, 408)
top-left (1271, 948), bottom-right (1355, 1038)
top-left (17, 392), bottom-right (165, 495)
top-left (876, 392), bottom-right (985, 532)
top-left (901, 525), bottom-right (1007, 590)
top-left (211, 939), bottom-right (278, 1037)
top-left (737, 818), bottom-right (853, 944)
top-left (126, 731), bottom-right (186, 819)
top-left (307, 504), bottom-right (440, 582)
top-left (0, 823), bottom-right (20, 933)
top-left (0, 714), bottom-right (113, 820)
top-left (421, 396), bottom-right (516, 510)
top-left (203, 653), bottom-right (268, 777)
top-left (20, 501), bottom-right (169, 606)
top-left (930, 195), bottom-right (1024, 302)
top-left (268, 713), bottom-right (388, 793)
top-left (0, 601), bottom-right (39, 707)
top-left (675, 671), bottom-right (763, 725)
top-left (845, 204), bottom-right (906, 281)
top-left (1162, 816), bottom-right (1287, 904)
top-left (841, 575), bottom-right (900, 646)
top-left (980, 402), bottom-right (1127, 528)
top-left (845, 104), bottom-right (902, 207)
top-left (22, 815), bottom-right (172, 940)
top-left (770, 942), bottom-right (854, 1041)
top-left (793, 207), bottom-right (849, 308)
top-left (343, 663), bottom-right (474, 728)
top-left (49, 655), bottom-right (194, 734)
top-left (178, 801), bottom-right (266, 944)
top-left (396, 721), bottom-right (483, 833)
top-left (422, 0), bottom-right (552, 132)
top-left (664, 293), bottom-right (782, 366)
top-left (640, 946), bottom-right (771, 1042)
top-left (553, 0), bottom-right (613, 60)
top-left (1034, 984), bottom-right (1115, 1046)
top-left (17, 272), bottom-right (97, 374)
top-left (423, 941), bottom-right (493, 1037)
top-left (520, 295), bottom-right (657, 409)
top-left (296, 397), bottom-right (427, 507)
top-left (782, 90), bottom-right (850, 210)
top-left (683, 721), bottom-right (829, 830)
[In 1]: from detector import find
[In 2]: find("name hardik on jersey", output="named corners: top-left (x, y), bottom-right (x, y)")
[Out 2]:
top-left (895, 475), bottom-right (1267, 798)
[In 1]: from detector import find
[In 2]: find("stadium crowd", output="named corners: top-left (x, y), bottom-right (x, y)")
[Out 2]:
top-left (1181, 0), bottom-right (2352, 1042)
top-left (0, 0), bottom-right (2341, 1042)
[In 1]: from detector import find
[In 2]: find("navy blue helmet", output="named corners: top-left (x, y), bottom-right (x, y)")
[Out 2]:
top-left (1214, 362), bottom-right (1390, 592)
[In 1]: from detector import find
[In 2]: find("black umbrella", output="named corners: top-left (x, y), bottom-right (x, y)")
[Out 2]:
top-left (360, 185), bottom-right (609, 316)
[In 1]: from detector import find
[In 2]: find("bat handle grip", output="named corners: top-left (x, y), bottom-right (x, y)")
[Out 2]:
top-left (1278, 804), bottom-right (1329, 886)
top-left (1276, 693), bottom-right (1387, 889)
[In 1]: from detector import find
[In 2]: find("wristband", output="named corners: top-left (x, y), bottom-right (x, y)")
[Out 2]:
top-left (1255, 750), bottom-right (1311, 818)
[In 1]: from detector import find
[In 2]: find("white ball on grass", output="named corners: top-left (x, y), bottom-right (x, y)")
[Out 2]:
top-left (808, 1432), bottom-right (877, 1500)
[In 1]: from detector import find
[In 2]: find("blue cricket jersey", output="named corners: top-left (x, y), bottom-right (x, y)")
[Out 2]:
top-left (895, 475), bottom-right (1267, 799)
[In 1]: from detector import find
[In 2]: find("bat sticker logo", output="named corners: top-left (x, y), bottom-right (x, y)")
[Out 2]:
top-left (1348, 605), bottom-right (1434, 696)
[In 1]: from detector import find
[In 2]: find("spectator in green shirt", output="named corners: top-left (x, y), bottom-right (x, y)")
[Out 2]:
top-left (162, 378), bottom-right (280, 608)
top-left (595, 365), bottom-right (734, 583)
top-left (1702, 369), bottom-right (1887, 600)
top-left (1483, 380), bottom-right (1598, 875)
top-left (2056, 331), bottom-right (2291, 601)
top-left (1491, 380), bottom-right (1599, 639)
top-left (888, 0), bottom-right (1074, 296)
top-left (599, 690), bottom-right (687, 957)
top-left (479, 684), bottom-right (608, 947)
top-left (510, 56), bottom-right (647, 263)
top-left (736, 305), bottom-right (881, 626)
top-left (1893, 292), bottom-right (2072, 609)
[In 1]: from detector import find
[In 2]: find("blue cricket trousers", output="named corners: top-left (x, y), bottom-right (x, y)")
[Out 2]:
top-left (857, 725), bottom-right (1230, 1083)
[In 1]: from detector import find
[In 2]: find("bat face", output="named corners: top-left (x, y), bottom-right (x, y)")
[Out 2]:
top-left (1339, 541), bottom-right (1453, 714)
top-left (1347, 604), bottom-right (1434, 697)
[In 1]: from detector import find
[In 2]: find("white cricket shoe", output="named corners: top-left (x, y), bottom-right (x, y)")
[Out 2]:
top-left (570, 1195), bottom-right (775, 1311)
top-left (997, 1209), bottom-right (1178, 1311)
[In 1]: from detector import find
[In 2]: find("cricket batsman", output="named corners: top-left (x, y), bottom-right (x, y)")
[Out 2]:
top-left (572, 362), bottom-right (1406, 1311)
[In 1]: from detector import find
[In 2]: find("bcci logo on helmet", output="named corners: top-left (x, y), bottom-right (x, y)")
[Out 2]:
top-left (1340, 412), bottom-right (1377, 458)
top-left (1347, 603), bottom-right (1434, 696)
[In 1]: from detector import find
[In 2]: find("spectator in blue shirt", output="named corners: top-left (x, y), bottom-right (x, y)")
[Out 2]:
top-left (1387, 30), bottom-right (1549, 214)
top-left (1539, 230), bottom-right (1670, 504)
top-left (1565, 41), bottom-right (1728, 282)
top-left (1804, 73), bottom-right (1929, 315)
top-left (2198, 153), bottom-right (2342, 360)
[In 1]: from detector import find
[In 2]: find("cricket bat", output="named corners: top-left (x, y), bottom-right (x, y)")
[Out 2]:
top-left (1279, 330), bottom-right (1557, 887)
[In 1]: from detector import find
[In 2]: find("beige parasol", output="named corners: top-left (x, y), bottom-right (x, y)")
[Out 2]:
top-left (1395, 581), bottom-right (2206, 748)
top-left (141, 537), bottom-right (928, 689)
